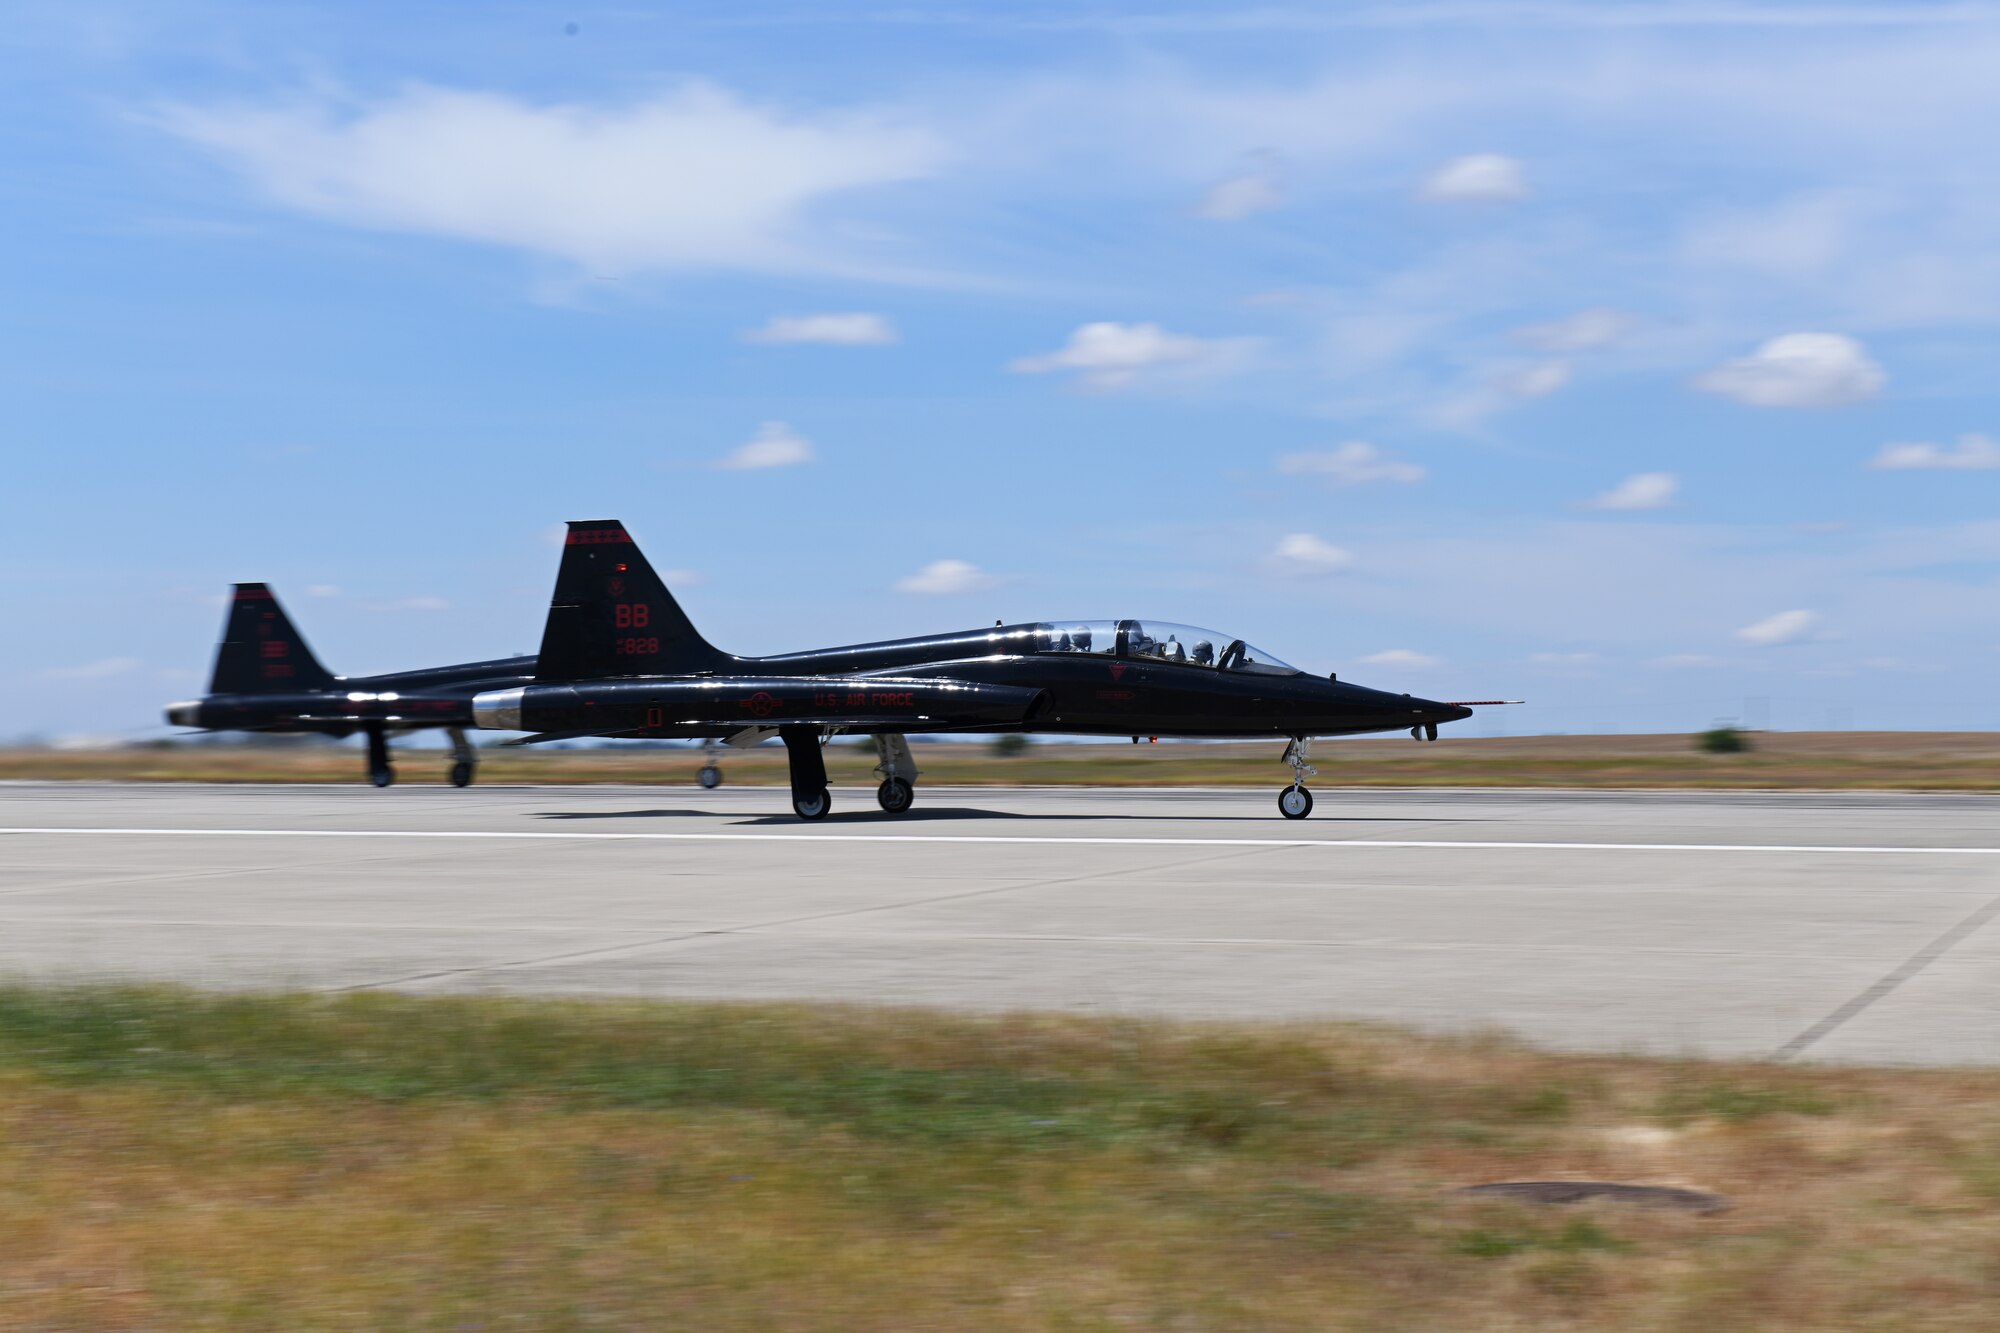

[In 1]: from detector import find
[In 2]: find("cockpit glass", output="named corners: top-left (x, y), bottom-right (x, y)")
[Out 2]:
top-left (1030, 620), bottom-right (1300, 675)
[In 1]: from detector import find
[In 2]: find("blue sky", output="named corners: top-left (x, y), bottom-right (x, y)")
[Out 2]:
top-left (9, 0), bottom-right (2000, 741)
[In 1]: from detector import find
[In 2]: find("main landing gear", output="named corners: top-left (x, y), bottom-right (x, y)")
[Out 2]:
top-left (364, 723), bottom-right (394, 788)
top-left (780, 724), bottom-right (832, 821)
top-left (446, 727), bottom-right (477, 788)
top-left (872, 733), bottom-right (918, 815)
top-left (1277, 737), bottom-right (1316, 820)
top-left (696, 738), bottom-right (724, 790)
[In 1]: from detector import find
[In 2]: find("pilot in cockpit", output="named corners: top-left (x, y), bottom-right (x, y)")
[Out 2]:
top-left (1191, 638), bottom-right (1214, 665)
top-left (1071, 627), bottom-right (1092, 652)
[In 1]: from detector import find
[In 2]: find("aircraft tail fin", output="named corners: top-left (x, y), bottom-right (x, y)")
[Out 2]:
top-left (208, 583), bottom-right (337, 695)
top-left (535, 520), bottom-right (727, 681)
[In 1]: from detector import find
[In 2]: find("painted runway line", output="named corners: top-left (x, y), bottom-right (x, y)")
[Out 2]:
top-left (5, 825), bottom-right (2000, 856)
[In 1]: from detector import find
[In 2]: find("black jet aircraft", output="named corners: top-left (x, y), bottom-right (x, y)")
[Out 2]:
top-left (473, 519), bottom-right (1494, 820)
top-left (164, 583), bottom-right (535, 787)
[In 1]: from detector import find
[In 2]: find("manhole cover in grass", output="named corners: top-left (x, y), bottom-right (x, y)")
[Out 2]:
top-left (1454, 1181), bottom-right (1729, 1213)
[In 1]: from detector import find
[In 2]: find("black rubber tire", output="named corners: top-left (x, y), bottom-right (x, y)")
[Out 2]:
top-left (449, 761), bottom-right (474, 788)
top-left (369, 765), bottom-right (395, 789)
top-left (877, 777), bottom-right (914, 814)
top-left (792, 786), bottom-right (832, 821)
top-left (1278, 786), bottom-right (1313, 820)
top-left (697, 765), bottom-right (723, 790)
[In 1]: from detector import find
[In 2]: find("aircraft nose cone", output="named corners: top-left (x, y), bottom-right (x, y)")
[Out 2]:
top-left (1416, 699), bottom-right (1473, 725)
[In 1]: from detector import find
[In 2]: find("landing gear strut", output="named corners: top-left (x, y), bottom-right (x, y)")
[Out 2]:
top-left (364, 724), bottom-right (395, 789)
top-left (872, 732), bottom-right (918, 814)
top-left (446, 727), bottom-right (477, 788)
top-left (696, 738), bottom-right (723, 789)
top-left (1277, 736), bottom-right (1314, 819)
top-left (780, 724), bottom-right (831, 820)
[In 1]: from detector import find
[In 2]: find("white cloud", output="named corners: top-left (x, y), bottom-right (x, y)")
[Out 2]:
top-left (1009, 321), bottom-right (1233, 389)
top-left (1277, 441), bottom-right (1425, 486)
top-left (718, 421), bottom-right (814, 470)
top-left (656, 568), bottom-right (705, 588)
top-left (1511, 308), bottom-right (1637, 352)
top-left (365, 596), bottom-right (450, 612)
top-left (1361, 648), bottom-right (1439, 669)
top-left (306, 584), bottom-right (339, 598)
top-left (1736, 609), bottom-right (1820, 646)
top-left (743, 312), bottom-right (897, 345)
top-left (1197, 169), bottom-right (1282, 220)
top-left (1652, 653), bottom-right (1725, 669)
top-left (1506, 360), bottom-right (1572, 398)
top-left (1418, 153), bottom-right (1527, 203)
top-left (1869, 433), bottom-right (2000, 471)
top-left (1265, 532), bottom-right (1354, 577)
top-left (1694, 333), bottom-right (1884, 408)
top-left (44, 657), bottom-right (142, 681)
top-left (895, 559), bottom-right (995, 595)
top-left (157, 84), bottom-right (945, 276)
top-left (1427, 358), bottom-right (1571, 428)
top-left (1584, 472), bottom-right (1678, 511)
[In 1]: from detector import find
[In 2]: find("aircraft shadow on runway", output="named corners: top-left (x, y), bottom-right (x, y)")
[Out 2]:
top-left (533, 807), bottom-right (1473, 825)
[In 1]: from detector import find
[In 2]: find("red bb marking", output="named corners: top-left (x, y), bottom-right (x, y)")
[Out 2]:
top-left (566, 528), bottom-right (633, 546)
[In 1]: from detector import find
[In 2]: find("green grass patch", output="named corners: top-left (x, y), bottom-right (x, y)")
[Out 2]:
top-left (4, 985), bottom-right (1999, 1331)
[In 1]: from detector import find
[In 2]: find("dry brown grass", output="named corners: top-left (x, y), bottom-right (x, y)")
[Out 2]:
top-left (0, 988), bottom-right (1997, 1330)
top-left (15, 730), bottom-right (2000, 789)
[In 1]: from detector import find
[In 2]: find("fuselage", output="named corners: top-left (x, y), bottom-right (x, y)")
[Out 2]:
top-left (481, 620), bottom-right (1471, 741)
top-left (168, 655), bottom-right (536, 736)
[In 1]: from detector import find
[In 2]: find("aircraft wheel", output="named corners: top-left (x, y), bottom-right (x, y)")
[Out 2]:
top-left (369, 764), bottom-right (396, 789)
top-left (697, 765), bottom-right (723, 790)
top-left (1277, 786), bottom-right (1313, 820)
top-left (792, 786), bottom-right (832, 821)
top-left (449, 761), bottom-right (474, 788)
top-left (876, 777), bottom-right (914, 814)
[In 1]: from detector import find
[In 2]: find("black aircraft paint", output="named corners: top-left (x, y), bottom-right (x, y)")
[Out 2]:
top-left (163, 583), bottom-right (535, 787)
top-left (476, 520), bottom-right (1489, 820)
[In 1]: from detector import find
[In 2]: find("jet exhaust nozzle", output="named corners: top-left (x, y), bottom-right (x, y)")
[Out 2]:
top-left (165, 701), bottom-right (204, 728)
top-left (472, 687), bottom-right (526, 731)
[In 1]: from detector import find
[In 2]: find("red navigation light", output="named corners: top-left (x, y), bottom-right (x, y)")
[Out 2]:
top-left (615, 563), bottom-right (628, 572)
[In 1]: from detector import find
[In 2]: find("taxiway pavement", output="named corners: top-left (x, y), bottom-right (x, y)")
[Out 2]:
top-left (3, 781), bottom-right (1997, 1064)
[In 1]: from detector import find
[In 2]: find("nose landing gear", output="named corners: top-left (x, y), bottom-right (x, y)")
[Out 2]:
top-left (1277, 737), bottom-right (1315, 820)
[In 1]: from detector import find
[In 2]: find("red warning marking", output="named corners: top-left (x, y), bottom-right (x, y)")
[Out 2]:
top-left (567, 527), bottom-right (633, 546)
top-left (1108, 662), bottom-right (1127, 681)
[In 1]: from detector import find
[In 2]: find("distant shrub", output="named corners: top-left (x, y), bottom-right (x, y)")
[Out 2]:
top-left (990, 734), bottom-right (1030, 758)
top-left (1697, 726), bottom-right (1750, 754)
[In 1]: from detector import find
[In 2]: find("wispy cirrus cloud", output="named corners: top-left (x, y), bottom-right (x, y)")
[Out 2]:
top-left (1277, 441), bottom-right (1424, 486)
top-left (156, 84), bottom-right (945, 277)
top-left (1010, 322), bottom-right (1249, 390)
top-left (743, 312), bottom-right (898, 345)
top-left (1583, 472), bottom-right (1678, 511)
top-left (895, 559), bottom-right (996, 595)
top-left (717, 421), bottom-right (814, 470)
top-left (1869, 433), bottom-right (2000, 470)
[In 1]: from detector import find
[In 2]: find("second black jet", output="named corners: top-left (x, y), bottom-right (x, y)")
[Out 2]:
top-left (474, 519), bottom-right (1494, 819)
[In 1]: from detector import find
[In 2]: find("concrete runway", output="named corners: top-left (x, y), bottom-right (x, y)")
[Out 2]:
top-left (3, 781), bottom-right (1998, 1065)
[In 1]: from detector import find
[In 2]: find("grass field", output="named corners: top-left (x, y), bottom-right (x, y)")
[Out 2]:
top-left (2, 987), bottom-right (1998, 1330)
top-left (12, 731), bottom-right (2000, 789)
